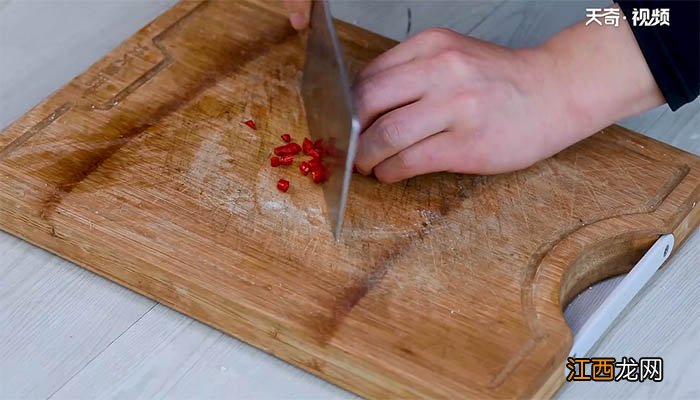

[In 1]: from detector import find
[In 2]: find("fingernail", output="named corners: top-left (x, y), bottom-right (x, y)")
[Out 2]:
top-left (290, 13), bottom-right (306, 30)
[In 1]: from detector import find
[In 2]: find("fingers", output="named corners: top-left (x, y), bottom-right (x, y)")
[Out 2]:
top-left (355, 28), bottom-right (458, 82)
top-left (354, 100), bottom-right (451, 174)
top-left (283, 0), bottom-right (312, 30)
top-left (372, 131), bottom-right (462, 183)
top-left (348, 28), bottom-right (479, 183)
top-left (353, 60), bottom-right (430, 130)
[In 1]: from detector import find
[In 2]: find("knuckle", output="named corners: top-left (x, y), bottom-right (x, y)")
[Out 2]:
top-left (415, 27), bottom-right (456, 45)
top-left (353, 79), bottom-right (373, 108)
top-left (353, 76), bottom-right (385, 117)
top-left (352, 89), bottom-right (374, 123)
top-left (435, 50), bottom-right (467, 76)
top-left (375, 118), bottom-right (404, 149)
top-left (453, 93), bottom-right (480, 116)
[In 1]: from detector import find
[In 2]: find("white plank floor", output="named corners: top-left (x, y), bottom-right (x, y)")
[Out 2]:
top-left (0, 1), bottom-right (698, 399)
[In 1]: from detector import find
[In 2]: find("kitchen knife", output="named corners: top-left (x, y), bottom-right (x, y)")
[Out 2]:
top-left (301, 0), bottom-right (360, 240)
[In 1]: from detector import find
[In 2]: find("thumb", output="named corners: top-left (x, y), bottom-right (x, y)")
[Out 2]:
top-left (283, 0), bottom-right (312, 30)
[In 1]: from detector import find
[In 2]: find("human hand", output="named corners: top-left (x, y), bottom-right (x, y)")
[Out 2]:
top-left (283, 0), bottom-right (311, 30)
top-left (352, 15), bottom-right (664, 183)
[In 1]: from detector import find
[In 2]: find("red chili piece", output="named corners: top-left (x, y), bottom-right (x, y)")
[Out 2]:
top-left (310, 165), bottom-right (328, 184)
top-left (307, 148), bottom-right (321, 158)
top-left (308, 157), bottom-right (322, 167)
top-left (276, 179), bottom-right (290, 192)
top-left (243, 119), bottom-right (257, 130)
top-left (281, 133), bottom-right (291, 143)
top-left (299, 161), bottom-right (311, 176)
top-left (279, 155), bottom-right (294, 165)
top-left (302, 138), bottom-right (314, 155)
top-left (270, 156), bottom-right (281, 167)
top-left (274, 143), bottom-right (302, 156)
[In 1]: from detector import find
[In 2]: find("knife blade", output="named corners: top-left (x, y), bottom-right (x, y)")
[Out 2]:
top-left (301, 0), bottom-right (360, 240)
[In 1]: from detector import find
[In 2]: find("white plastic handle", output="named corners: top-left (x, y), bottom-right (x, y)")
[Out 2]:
top-left (568, 233), bottom-right (675, 359)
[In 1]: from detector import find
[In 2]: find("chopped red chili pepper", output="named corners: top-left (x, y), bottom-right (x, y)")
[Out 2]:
top-left (299, 161), bottom-right (311, 176)
top-left (243, 119), bottom-right (257, 130)
top-left (279, 154), bottom-right (294, 165)
top-left (276, 179), bottom-right (290, 192)
top-left (308, 157), bottom-right (322, 167)
top-left (268, 134), bottom-right (329, 191)
top-left (274, 143), bottom-right (302, 157)
top-left (306, 148), bottom-right (321, 158)
top-left (302, 138), bottom-right (314, 155)
top-left (310, 164), bottom-right (328, 184)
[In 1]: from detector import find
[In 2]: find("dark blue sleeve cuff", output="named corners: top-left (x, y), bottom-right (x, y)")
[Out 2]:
top-left (617, 1), bottom-right (699, 111)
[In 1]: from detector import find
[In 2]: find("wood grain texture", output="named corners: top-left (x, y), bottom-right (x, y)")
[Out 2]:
top-left (0, 1), bottom-right (699, 398)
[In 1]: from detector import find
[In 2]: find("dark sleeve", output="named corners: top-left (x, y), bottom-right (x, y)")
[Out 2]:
top-left (617, 1), bottom-right (700, 111)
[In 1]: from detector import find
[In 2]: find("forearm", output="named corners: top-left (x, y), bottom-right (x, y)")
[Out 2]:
top-left (534, 4), bottom-right (665, 141)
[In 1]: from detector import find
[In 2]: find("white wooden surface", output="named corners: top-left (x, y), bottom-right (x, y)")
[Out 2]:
top-left (0, 1), bottom-right (698, 399)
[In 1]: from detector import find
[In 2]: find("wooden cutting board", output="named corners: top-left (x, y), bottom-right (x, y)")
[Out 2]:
top-left (1, 1), bottom-right (699, 398)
